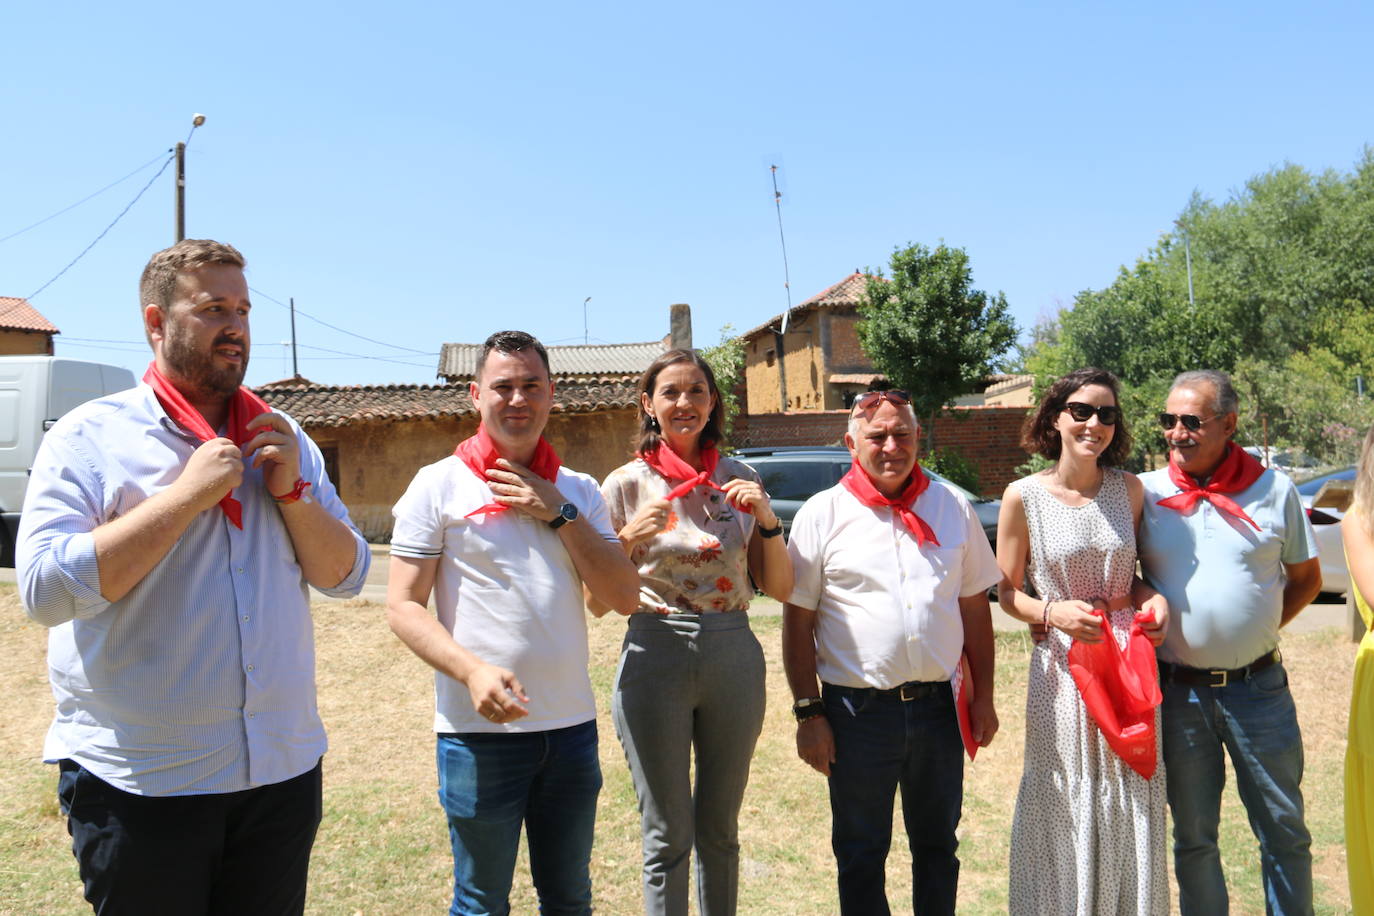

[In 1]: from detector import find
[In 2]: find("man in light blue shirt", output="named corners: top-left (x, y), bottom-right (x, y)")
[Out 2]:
top-left (1138, 369), bottom-right (1321, 916)
top-left (18, 239), bottom-right (370, 915)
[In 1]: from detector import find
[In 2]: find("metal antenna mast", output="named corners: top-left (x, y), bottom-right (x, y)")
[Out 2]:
top-left (771, 165), bottom-right (794, 333)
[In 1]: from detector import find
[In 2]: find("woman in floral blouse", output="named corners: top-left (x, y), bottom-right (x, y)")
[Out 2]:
top-left (594, 348), bottom-right (792, 915)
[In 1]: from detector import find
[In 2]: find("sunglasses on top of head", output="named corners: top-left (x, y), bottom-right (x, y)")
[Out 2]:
top-left (1157, 412), bottom-right (1218, 432)
top-left (852, 389), bottom-right (911, 411)
top-left (1061, 402), bottom-right (1120, 425)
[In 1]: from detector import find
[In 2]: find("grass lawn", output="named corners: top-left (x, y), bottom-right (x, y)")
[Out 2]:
top-left (0, 585), bottom-right (1356, 914)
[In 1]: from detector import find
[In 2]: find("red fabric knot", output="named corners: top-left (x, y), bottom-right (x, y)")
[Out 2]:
top-left (639, 443), bottom-right (728, 502)
top-left (454, 425), bottom-right (562, 518)
top-left (839, 459), bottom-right (940, 547)
top-left (143, 362), bottom-right (274, 530)
top-left (1156, 441), bottom-right (1264, 530)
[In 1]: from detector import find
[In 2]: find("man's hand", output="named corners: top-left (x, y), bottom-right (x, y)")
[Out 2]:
top-left (796, 716), bottom-right (836, 776)
top-left (486, 459), bottom-right (564, 522)
top-left (242, 411), bottom-right (302, 498)
top-left (970, 694), bottom-right (999, 747)
top-left (175, 437), bottom-right (244, 512)
top-left (619, 497), bottom-right (672, 546)
top-left (1138, 594), bottom-right (1170, 647)
top-left (467, 663), bottom-right (531, 724)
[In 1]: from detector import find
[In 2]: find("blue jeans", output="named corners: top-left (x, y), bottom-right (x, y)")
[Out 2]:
top-left (823, 681), bottom-right (963, 916)
top-left (1161, 661), bottom-right (1313, 916)
top-left (436, 720), bottom-right (602, 916)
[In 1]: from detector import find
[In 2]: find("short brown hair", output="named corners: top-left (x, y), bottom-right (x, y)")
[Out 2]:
top-left (139, 239), bottom-right (246, 312)
top-left (475, 330), bottom-right (551, 381)
top-left (1021, 367), bottom-right (1132, 466)
top-left (635, 349), bottom-right (726, 454)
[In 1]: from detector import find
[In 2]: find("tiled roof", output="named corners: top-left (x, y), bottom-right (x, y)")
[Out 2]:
top-left (254, 378), bottom-right (639, 428)
top-left (829, 372), bottom-right (889, 386)
top-left (438, 341), bottom-right (666, 381)
top-left (742, 271), bottom-right (883, 340)
top-left (0, 296), bottom-right (60, 334)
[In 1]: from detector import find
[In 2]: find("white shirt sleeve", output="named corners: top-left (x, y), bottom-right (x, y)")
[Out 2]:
top-left (390, 464), bottom-right (446, 558)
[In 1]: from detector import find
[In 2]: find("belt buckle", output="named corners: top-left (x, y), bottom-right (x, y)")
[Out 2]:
top-left (898, 683), bottom-right (917, 702)
top-left (1208, 669), bottom-right (1229, 688)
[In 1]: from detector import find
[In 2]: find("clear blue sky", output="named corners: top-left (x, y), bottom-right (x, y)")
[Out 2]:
top-left (4, 1), bottom-right (1372, 387)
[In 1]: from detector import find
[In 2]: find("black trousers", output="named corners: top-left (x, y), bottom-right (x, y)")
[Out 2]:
top-left (57, 758), bottom-right (323, 916)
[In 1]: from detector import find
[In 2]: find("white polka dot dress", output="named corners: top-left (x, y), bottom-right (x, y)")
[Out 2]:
top-left (1007, 469), bottom-right (1168, 916)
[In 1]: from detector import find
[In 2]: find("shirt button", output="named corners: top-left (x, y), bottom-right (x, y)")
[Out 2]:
top-left (248, 712), bottom-right (256, 719)
top-left (242, 615), bottom-right (250, 623)
top-left (237, 567), bottom-right (244, 574)
top-left (246, 664), bottom-right (255, 672)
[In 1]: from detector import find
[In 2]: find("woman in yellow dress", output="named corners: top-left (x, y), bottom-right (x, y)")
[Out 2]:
top-left (1341, 425), bottom-right (1374, 914)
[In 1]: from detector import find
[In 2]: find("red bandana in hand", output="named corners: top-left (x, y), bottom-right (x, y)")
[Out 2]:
top-left (1156, 441), bottom-right (1264, 530)
top-left (638, 442), bottom-right (727, 501)
top-left (143, 362), bottom-right (274, 530)
top-left (454, 425), bottom-right (562, 518)
top-left (840, 459), bottom-right (940, 546)
top-left (1068, 609), bottom-right (1163, 780)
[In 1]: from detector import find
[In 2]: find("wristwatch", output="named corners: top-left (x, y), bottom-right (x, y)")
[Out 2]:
top-left (758, 521), bottom-right (784, 539)
top-left (792, 696), bottom-right (825, 722)
top-left (549, 502), bottom-right (579, 530)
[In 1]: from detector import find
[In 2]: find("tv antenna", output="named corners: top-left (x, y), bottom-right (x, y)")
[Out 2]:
top-left (770, 165), bottom-right (794, 333)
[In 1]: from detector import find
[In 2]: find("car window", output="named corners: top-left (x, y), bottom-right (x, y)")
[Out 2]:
top-left (1296, 467), bottom-right (1356, 496)
top-left (753, 460), bottom-right (846, 501)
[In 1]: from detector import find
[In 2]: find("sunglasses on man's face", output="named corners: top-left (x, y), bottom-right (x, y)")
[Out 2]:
top-left (1061, 402), bottom-right (1120, 425)
top-left (1158, 412), bottom-right (1217, 432)
top-left (853, 389), bottom-right (911, 411)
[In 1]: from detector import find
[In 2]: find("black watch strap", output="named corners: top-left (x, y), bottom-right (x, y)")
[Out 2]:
top-left (758, 521), bottom-right (784, 539)
top-left (792, 696), bottom-right (825, 722)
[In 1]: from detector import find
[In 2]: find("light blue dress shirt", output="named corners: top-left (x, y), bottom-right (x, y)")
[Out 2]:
top-left (17, 383), bottom-right (369, 796)
top-left (1138, 466), bottom-right (1317, 670)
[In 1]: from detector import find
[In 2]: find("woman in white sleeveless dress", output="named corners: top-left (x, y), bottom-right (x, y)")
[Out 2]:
top-left (996, 367), bottom-right (1171, 916)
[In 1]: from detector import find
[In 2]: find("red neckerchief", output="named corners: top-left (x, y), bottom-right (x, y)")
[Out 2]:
top-left (143, 362), bottom-right (273, 530)
top-left (840, 459), bottom-right (940, 546)
top-left (454, 425), bottom-right (562, 518)
top-left (1156, 441), bottom-right (1264, 530)
top-left (638, 442), bottom-right (727, 501)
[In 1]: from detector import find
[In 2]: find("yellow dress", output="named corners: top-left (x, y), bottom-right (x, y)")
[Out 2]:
top-left (1349, 570), bottom-right (1374, 914)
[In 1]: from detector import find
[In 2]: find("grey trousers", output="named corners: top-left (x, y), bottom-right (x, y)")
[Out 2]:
top-left (613, 612), bottom-right (767, 916)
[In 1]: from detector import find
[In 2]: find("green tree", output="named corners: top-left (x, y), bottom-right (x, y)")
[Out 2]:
top-left (856, 242), bottom-right (1019, 449)
top-left (701, 324), bottom-right (746, 447)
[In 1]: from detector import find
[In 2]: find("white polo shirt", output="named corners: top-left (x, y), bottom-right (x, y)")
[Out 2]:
top-left (391, 455), bottom-right (617, 734)
top-left (787, 478), bottom-right (1000, 689)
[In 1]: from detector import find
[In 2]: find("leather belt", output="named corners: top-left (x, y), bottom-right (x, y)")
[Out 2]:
top-left (1159, 648), bottom-right (1281, 688)
top-left (825, 680), bottom-right (947, 702)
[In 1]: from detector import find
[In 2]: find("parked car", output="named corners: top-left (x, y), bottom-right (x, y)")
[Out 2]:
top-left (734, 446), bottom-right (1001, 548)
top-left (1297, 466), bottom-right (1357, 597)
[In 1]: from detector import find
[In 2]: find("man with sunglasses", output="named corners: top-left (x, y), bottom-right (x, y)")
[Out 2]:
top-left (782, 388), bottom-right (1000, 915)
top-left (1137, 369), bottom-right (1321, 915)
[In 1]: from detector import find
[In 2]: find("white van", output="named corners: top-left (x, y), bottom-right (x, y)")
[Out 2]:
top-left (0, 356), bottom-right (136, 566)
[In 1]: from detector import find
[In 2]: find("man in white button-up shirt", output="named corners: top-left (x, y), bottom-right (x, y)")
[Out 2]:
top-left (18, 240), bottom-right (370, 915)
top-left (782, 391), bottom-right (1000, 916)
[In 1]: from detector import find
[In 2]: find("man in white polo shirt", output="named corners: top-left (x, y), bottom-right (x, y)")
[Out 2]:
top-left (782, 389), bottom-right (1000, 916)
top-left (1138, 369), bottom-right (1321, 915)
top-left (386, 330), bottom-right (639, 916)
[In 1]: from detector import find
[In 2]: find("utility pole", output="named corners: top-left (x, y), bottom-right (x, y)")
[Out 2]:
top-left (290, 297), bottom-right (300, 378)
top-left (175, 114), bottom-right (206, 242)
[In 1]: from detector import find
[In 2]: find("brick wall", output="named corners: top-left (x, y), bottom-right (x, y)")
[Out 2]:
top-left (825, 309), bottom-right (869, 372)
top-left (731, 406), bottom-right (1031, 498)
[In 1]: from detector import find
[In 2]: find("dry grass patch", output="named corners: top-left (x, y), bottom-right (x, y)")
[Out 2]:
top-left (0, 584), bottom-right (1357, 914)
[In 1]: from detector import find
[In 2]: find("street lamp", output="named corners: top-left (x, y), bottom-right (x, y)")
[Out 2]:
top-left (175, 113), bottom-right (207, 242)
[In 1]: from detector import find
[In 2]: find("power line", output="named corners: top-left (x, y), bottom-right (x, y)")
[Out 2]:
top-left (248, 286), bottom-right (434, 355)
top-left (27, 152), bottom-right (176, 301)
top-left (0, 152), bottom-right (172, 245)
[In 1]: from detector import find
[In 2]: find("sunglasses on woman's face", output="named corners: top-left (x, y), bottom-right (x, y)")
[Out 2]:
top-left (1062, 402), bottom-right (1120, 426)
top-left (1157, 412), bottom-right (1217, 432)
top-left (852, 389), bottom-right (911, 411)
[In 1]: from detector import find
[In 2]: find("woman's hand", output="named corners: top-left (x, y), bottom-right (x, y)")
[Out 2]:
top-left (721, 478), bottom-right (778, 529)
top-left (619, 497), bottom-right (673, 547)
top-left (1137, 594), bottom-right (1170, 647)
top-left (1047, 599), bottom-right (1106, 643)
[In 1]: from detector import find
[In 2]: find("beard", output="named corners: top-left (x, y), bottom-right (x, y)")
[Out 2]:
top-left (162, 321), bottom-right (248, 399)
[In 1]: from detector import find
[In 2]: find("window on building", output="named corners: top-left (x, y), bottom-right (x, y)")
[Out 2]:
top-left (319, 445), bottom-right (341, 497)
top-left (765, 349), bottom-right (776, 367)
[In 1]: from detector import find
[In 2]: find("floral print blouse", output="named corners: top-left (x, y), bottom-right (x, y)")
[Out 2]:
top-left (599, 455), bottom-right (761, 614)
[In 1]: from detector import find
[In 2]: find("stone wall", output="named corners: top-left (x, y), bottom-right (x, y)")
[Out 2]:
top-left (304, 407), bottom-right (640, 542)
